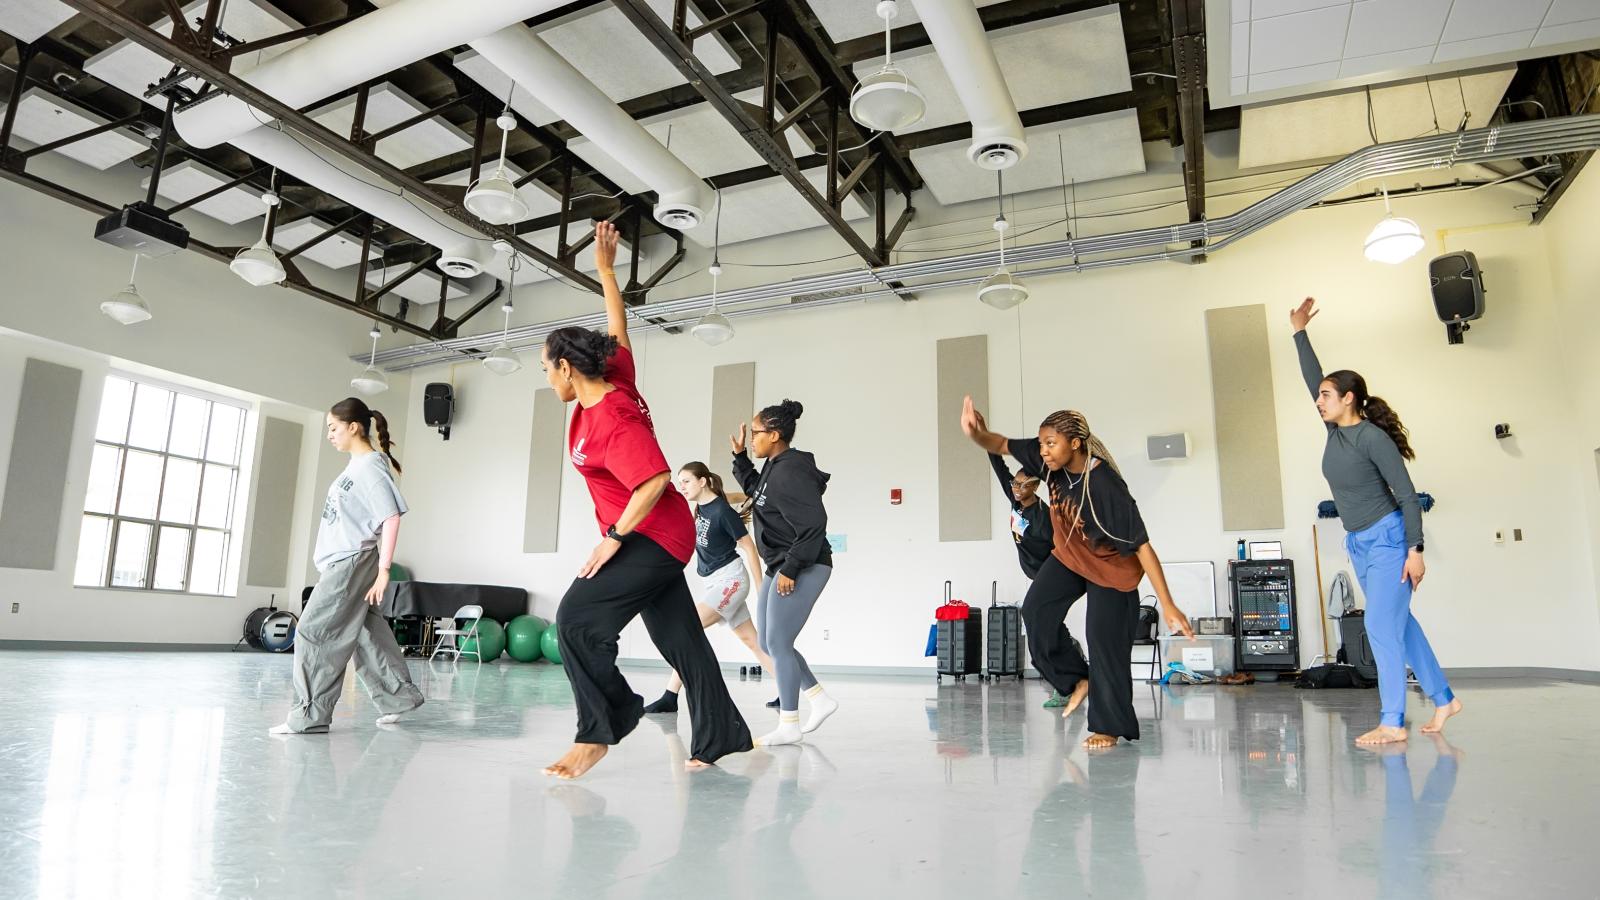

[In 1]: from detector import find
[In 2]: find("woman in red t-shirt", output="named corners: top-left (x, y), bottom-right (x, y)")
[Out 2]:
top-left (538, 221), bottom-right (752, 779)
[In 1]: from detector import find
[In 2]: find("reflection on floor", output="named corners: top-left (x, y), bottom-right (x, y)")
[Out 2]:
top-left (0, 651), bottom-right (1594, 899)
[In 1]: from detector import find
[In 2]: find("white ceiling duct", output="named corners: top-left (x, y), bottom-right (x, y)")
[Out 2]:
top-left (173, 0), bottom-right (574, 149)
top-left (231, 127), bottom-right (495, 276)
top-left (905, 0), bottom-right (1027, 170)
top-left (464, 24), bottom-right (715, 231)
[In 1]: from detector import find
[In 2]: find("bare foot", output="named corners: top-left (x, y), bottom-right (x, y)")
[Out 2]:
top-left (543, 742), bottom-right (610, 779)
top-left (1061, 679), bottom-right (1090, 719)
top-left (1355, 725), bottom-right (1408, 746)
top-left (1082, 733), bottom-right (1119, 750)
top-left (1420, 697), bottom-right (1462, 734)
top-left (685, 758), bottom-right (714, 771)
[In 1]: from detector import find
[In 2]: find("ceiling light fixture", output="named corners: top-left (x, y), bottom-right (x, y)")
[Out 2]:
top-left (692, 191), bottom-right (734, 346)
top-left (1364, 185), bottom-right (1424, 264)
top-left (850, 0), bottom-right (926, 133)
top-left (229, 172), bottom-right (286, 286)
top-left (100, 254), bottom-right (152, 325)
top-left (978, 172), bottom-right (1029, 310)
top-left (483, 252), bottom-right (523, 375)
top-left (465, 91), bottom-right (531, 226)
top-left (351, 326), bottom-right (389, 395)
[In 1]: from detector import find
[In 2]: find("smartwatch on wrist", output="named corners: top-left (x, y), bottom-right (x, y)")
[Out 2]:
top-left (1412, 542), bottom-right (1424, 553)
top-left (606, 524), bottom-right (630, 543)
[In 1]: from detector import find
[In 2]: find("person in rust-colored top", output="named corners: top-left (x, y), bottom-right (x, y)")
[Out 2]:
top-left (962, 398), bottom-right (1193, 749)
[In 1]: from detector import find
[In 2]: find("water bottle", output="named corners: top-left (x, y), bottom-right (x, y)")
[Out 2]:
top-left (1236, 539), bottom-right (1247, 560)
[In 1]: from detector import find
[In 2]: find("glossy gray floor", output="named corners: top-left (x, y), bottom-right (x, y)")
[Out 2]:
top-left (0, 651), bottom-right (1595, 900)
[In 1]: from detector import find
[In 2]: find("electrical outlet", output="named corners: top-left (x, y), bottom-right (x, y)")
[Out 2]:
top-left (9, 602), bottom-right (17, 613)
top-left (1514, 528), bottom-right (1524, 542)
top-left (1493, 530), bottom-right (1505, 543)
top-left (823, 629), bottom-right (830, 640)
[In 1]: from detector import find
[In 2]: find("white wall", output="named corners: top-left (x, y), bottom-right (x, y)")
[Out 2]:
top-left (393, 183), bottom-right (1600, 673)
top-left (0, 175), bottom-right (412, 644)
top-left (1540, 160), bottom-right (1600, 629)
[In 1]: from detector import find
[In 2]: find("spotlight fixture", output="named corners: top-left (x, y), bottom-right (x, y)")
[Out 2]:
top-left (230, 172), bottom-right (286, 286)
top-left (483, 252), bottom-right (523, 375)
top-left (849, 0), bottom-right (926, 133)
top-left (978, 173), bottom-right (1029, 310)
top-left (1364, 185), bottom-right (1424, 264)
top-left (464, 109), bottom-right (530, 225)
top-left (691, 191), bottom-right (735, 346)
top-left (351, 326), bottom-right (389, 396)
top-left (100, 255), bottom-right (152, 325)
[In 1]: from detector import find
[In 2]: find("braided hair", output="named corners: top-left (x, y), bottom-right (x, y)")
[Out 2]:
top-left (1039, 409), bottom-right (1131, 545)
top-left (330, 397), bottom-right (402, 474)
top-left (756, 399), bottom-right (804, 443)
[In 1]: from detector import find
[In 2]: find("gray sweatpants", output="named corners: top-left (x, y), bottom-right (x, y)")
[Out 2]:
top-left (287, 548), bottom-right (423, 732)
top-left (757, 564), bottom-right (832, 711)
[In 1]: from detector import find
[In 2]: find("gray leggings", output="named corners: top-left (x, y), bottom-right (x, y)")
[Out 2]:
top-left (757, 564), bottom-right (832, 711)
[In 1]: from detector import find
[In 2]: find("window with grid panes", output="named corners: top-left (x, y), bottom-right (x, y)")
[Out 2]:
top-left (73, 375), bottom-right (250, 595)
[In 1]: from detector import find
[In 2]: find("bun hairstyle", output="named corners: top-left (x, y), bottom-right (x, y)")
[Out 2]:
top-left (330, 397), bottom-right (402, 474)
top-left (544, 326), bottom-right (620, 378)
top-left (1322, 369), bottom-right (1415, 460)
top-left (678, 461), bottom-right (727, 501)
top-left (756, 399), bottom-right (804, 443)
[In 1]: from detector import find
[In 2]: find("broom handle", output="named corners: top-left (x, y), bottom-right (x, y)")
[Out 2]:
top-left (1312, 523), bottom-right (1330, 658)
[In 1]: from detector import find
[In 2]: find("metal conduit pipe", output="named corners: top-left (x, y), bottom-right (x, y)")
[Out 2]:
top-left (365, 114), bottom-right (1600, 368)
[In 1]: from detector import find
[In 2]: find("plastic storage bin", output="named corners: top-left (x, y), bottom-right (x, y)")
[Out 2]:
top-left (1158, 635), bottom-right (1237, 677)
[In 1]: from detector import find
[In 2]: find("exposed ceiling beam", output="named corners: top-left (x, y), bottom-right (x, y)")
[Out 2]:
top-left (1167, 0), bottom-right (1206, 254)
top-left (832, 0), bottom-right (1135, 65)
top-left (895, 90), bottom-right (1138, 151)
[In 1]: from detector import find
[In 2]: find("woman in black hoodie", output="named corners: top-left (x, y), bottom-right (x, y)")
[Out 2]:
top-left (731, 399), bottom-right (837, 747)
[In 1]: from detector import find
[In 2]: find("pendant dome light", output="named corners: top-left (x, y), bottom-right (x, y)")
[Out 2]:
top-left (350, 326), bottom-right (389, 395)
top-left (465, 90), bottom-right (531, 226)
top-left (977, 172), bottom-right (1029, 310)
top-left (691, 190), bottom-right (734, 346)
top-left (483, 252), bottom-right (523, 375)
top-left (101, 254), bottom-right (153, 325)
top-left (230, 170), bottom-right (287, 286)
top-left (850, 0), bottom-right (926, 133)
top-left (1363, 185), bottom-right (1424, 264)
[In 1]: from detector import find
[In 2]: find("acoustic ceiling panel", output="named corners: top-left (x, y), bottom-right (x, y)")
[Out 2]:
top-left (808, 0), bottom-right (1009, 43)
top-left (910, 109), bottom-right (1146, 206)
top-left (1, 88), bottom-right (147, 170)
top-left (364, 265), bottom-right (469, 306)
top-left (0, 0), bottom-right (75, 43)
top-left (310, 84), bottom-right (471, 169)
top-left (141, 160), bottom-right (266, 225)
top-left (270, 219), bottom-right (378, 270)
top-left (84, 0), bottom-right (304, 107)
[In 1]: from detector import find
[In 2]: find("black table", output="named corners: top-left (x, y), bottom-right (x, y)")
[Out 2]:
top-left (379, 581), bottom-right (528, 623)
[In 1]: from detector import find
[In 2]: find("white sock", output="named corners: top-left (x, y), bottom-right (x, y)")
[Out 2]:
top-left (801, 685), bottom-right (838, 735)
top-left (756, 712), bottom-right (803, 747)
top-left (268, 722), bottom-right (299, 735)
top-left (376, 711), bottom-right (408, 726)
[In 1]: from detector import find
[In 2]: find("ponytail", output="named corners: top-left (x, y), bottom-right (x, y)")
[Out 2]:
top-left (1323, 370), bottom-right (1415, 461)
top-left (678, 461), bottom-right (726, 501)
top-left (1361, 395), bottom-right (1414, 461)
top-left (329, 397), bottom-right (403, 474)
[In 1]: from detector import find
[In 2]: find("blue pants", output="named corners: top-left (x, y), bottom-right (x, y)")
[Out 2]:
top-left (1346, 511), bottom-right (1454, 728)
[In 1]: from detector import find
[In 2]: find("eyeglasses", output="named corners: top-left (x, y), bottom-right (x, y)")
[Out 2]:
top-left (750, 428), bottom-right (776, 436)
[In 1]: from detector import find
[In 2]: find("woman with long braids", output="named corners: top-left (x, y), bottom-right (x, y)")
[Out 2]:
top-left (640, 461), bottom-right (777, 715)
top-left (731, 400), bottom-right (838, 747)
top-left (1291, 298), bottom-right (1460, 745)
top-left (961, 398), bottom-right (1193, 749)
top-left (541, 221), bottom-right (751, 779)
top-left (271, 398), bottom-right (423, 735)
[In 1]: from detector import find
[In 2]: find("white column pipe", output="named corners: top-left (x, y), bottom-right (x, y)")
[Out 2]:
top-left (906, 0), bottom-right (1027, 169)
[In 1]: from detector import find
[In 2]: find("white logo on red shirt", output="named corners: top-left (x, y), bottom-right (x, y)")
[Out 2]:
top-left (571, 437), bottom-right (588, 466)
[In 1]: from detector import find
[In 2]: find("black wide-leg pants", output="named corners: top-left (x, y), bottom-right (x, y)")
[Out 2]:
top-left (556, 536), bottom-right (753, 763)
top-left (1021, 554), bottom-right (1141, 740)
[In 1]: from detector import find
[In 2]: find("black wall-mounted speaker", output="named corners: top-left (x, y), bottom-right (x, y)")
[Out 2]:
top-left (1428, 251), bottom-right (1486, 345)
top-left (424, 383), bottom-right (453, 440)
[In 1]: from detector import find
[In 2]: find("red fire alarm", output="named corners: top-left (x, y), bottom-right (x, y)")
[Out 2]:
top-left (890, 488), bottom-right (903, 505)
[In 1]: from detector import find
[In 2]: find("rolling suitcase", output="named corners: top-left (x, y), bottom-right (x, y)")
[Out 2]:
top-left (935, 581), bottom-right (982, 682)
top-left (985, 581), bottom-right (1024, 681)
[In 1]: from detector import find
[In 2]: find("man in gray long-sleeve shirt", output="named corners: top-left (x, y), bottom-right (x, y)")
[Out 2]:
top-left (1289, 297), bottom-right (1460, 747)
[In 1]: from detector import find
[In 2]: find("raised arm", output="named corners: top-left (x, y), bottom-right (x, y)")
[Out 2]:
top-left (1290, 297), bottom-right (1325, 402)
top-left (961, 395), bottom-right (1009, 455)
top-left (595, 220), bottom-right (630, 351)
top-left (988, 453), bottom-right (1020, 509)
top-left (730, 425), bottom-right (760, 494)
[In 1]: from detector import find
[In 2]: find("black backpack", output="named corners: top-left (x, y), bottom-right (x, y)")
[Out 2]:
top-left (1295, 663), bottom-right (1376, 689)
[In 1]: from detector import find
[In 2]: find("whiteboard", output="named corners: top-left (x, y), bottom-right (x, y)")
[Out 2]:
top-left (1137, 560), bottom-right (1218, 632)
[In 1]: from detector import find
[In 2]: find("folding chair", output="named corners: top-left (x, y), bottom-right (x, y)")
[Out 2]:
top-left (430, 605), bottom-right (484, 665)
top-left (1132, 600), bottom-right (1162, 683)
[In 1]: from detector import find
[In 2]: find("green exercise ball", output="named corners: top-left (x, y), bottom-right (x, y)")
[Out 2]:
top-left (388, 562), bottom-right (411, 582)
top-left (459, 618), bottom-right (505, 662)
top-left (505, 615), bottom-right (547, 663)
top-left (539, 623), bottom-right (563, 665)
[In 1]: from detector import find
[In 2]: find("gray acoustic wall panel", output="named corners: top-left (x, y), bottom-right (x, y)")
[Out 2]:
top-left (708, 362), bottom-right (756, 497)
top-left (524, 388), bottom-right (566, 553)
top-left (246, 417), bottom-right (304, 587)
top-left (0, 359), bottom-right (82, 570)
top-left (936, 335), bottom-right (991, 542)
top-left (1204, 304), bottom-right (1286, 531)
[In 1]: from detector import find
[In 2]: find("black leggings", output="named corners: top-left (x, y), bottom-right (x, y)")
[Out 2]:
top-left (556, 536), bottom-right (752, 763)
top-left (1022, 555), bottom-right (1140, 740)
